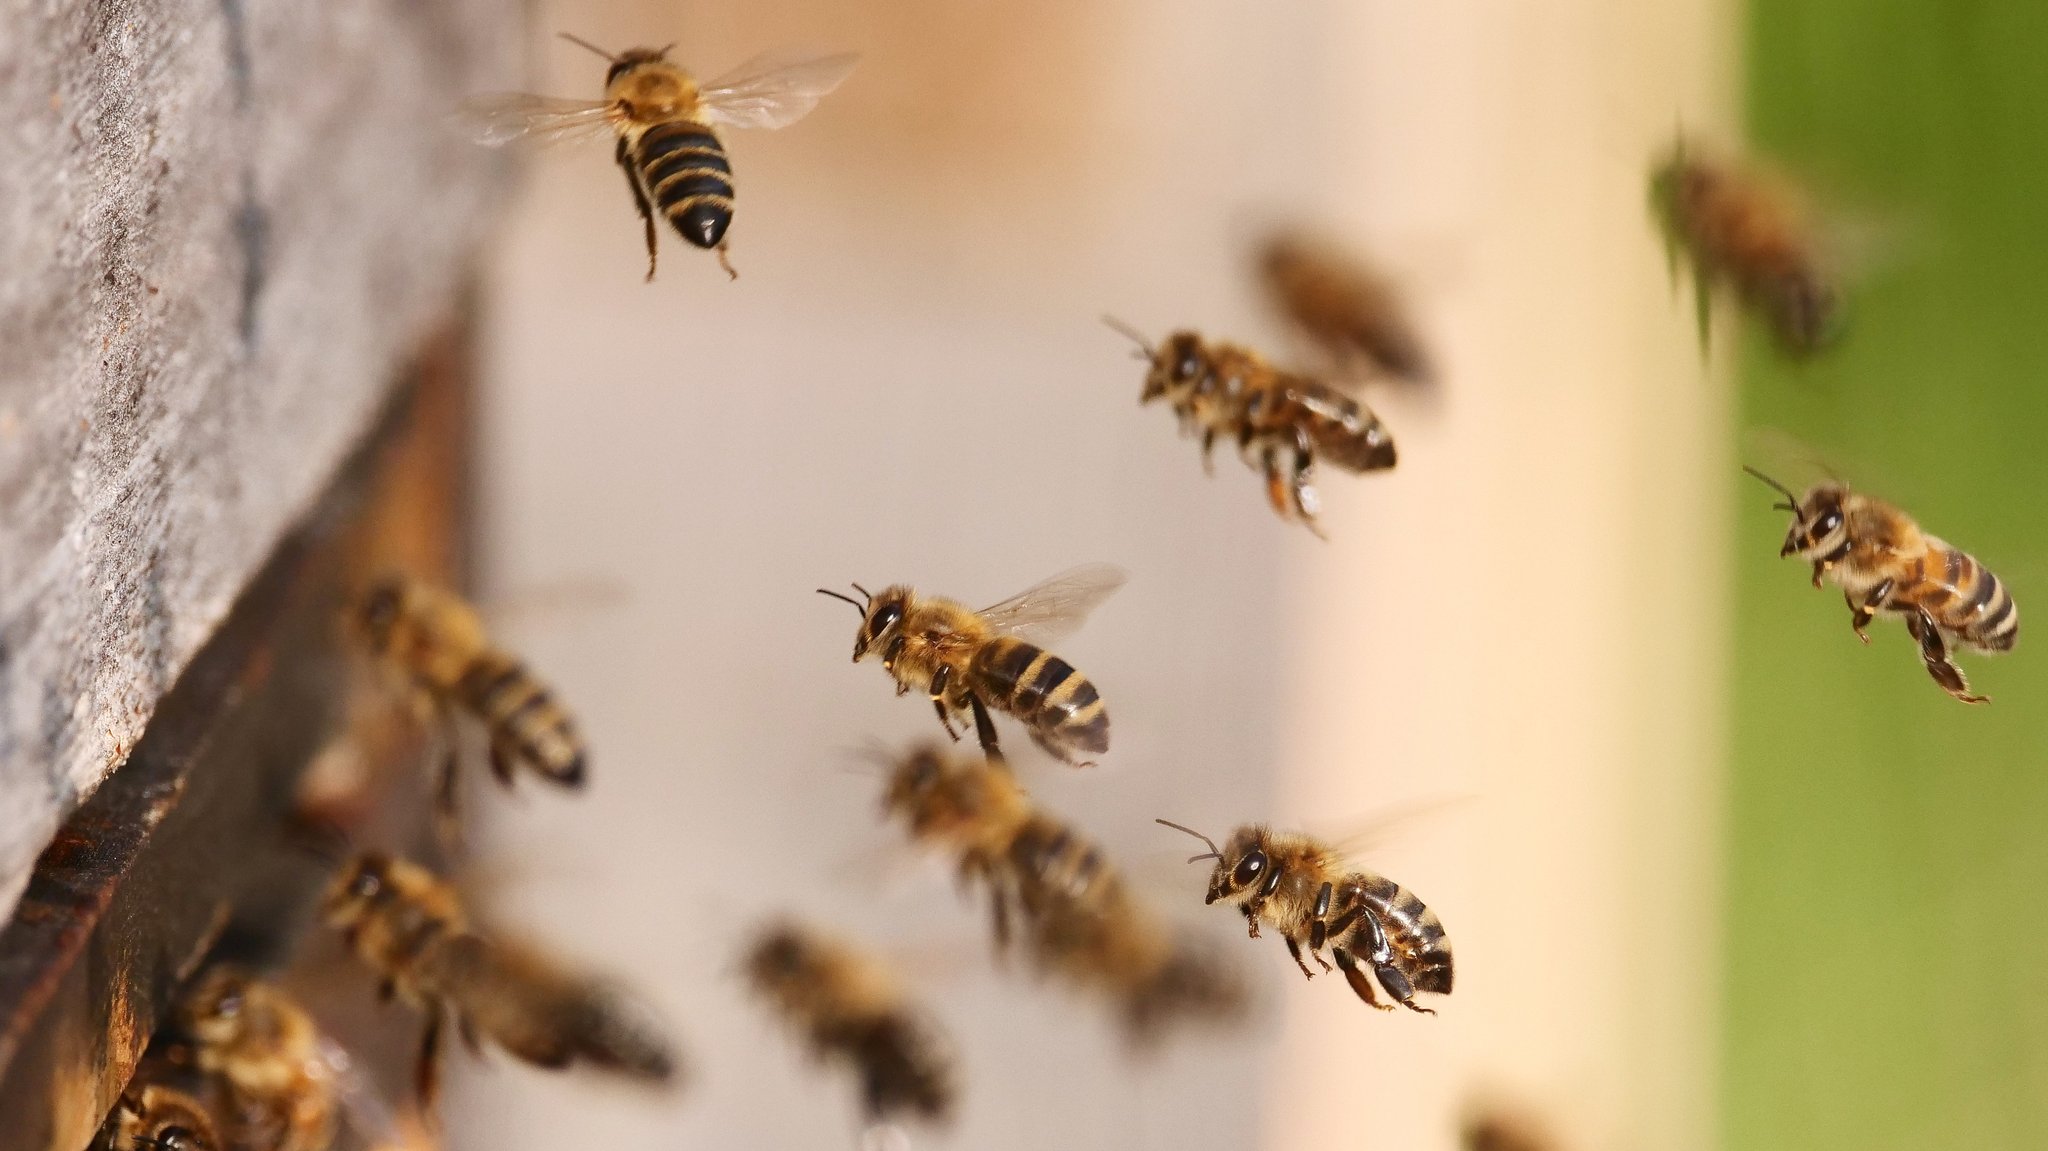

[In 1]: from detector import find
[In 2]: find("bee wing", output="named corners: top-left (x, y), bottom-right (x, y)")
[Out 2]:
top-left (1315, 791), bottom-right (1474, 862)
top-left (975, 564), bottom-right (1128, 645)
top-left (695, 51), bottom-right (860, 131)
top-left (312, 1037), bottom-right (406, 1150)
top-left (458, 92), bottom-right (620, 147)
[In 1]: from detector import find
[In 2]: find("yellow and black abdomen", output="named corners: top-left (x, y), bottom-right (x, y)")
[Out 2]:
top-left (1270, 381), bottom-right (1397, 473)
top-left (454, 652), bottom-right (587, 788)
top-left (1926, 547), bottom-right (2020, 653)
top-left (969, 636), bottom-right (1110, 762)
top-left (1346, 872), bottom-right (1453, 995)
top-left (635, 120), bottom-right (734, 250)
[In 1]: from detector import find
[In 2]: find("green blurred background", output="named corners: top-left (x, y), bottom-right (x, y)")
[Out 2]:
top-left (1724, 1), bottom-right (2048, 1147)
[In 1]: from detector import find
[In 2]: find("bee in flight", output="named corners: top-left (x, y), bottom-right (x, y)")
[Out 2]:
top-left (881, 744), bottom-right (1246, 1046)
top-left (1746, 466), bottom-right (2017, 702)
top-left (1106, 321), bottom-right (1396, 536)
top-left (1650, 140), bottom-right (1839, 356)
top-left (322, 852), bottom-right (679, 1121)
top-left (1255, 228), bottom-right (1435, 388)
top-left (356, 572), bottom-right (586, 843)
top-left (465, 34), bottom-right (858, 281)
top-left (744, 921), bottom-right (957, 1131)
top-left (817, 565), bottom-right (1123, 767)
top-left (1156, 819), bottom-right (1452, 1014)
top-left (176, 968), bottom-right (345, 1151)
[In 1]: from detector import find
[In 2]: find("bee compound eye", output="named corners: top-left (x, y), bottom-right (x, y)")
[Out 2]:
top-left (1231, 852), bottom-right (1266, 888)
top-left (348, 869), bottom-right (381, 900)
top-left (869, 603), bottom-right (902, 638)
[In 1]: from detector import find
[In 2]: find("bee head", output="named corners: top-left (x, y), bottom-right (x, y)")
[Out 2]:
top-left (1141, 331), bottom-right (1208, 405)
top-left (1157, 820), bottom-right (1267, 905)
top-left (605, 45), bottom-right (672, 85)
top-left (1747, 466), bottom-right (1849, 559)
top-left (881, 744), bottom-right (949, 826)
top-left (357, 576), bottom-right (407, 651)
top-left (744, 923), bottom-right (822, 1004)
top-left (321, 852), bottom-right (394, 929)
top-left (179, 967), bottom-right (253, 1045)
top-left (856, 588), bottom-right (912, 664)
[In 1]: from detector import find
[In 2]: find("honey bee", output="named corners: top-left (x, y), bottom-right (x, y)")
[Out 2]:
top-left (322, 852), bottom-right (679, 1119)
top-left (356, 573), bottom-right (586, 841)
top-left (102, 1083), bottom-right (224, 1151)
top-left (1650, 141), bottom-right (1839, 355)
top-left (744, 922), bottom-right (956, 1128)
top-left (176, 968), bottom-right (339, 1151)
top-left (466, 34), bottom-right (858, 281)
top-left (1256, 229), bottom-right (1435, 387)
top-left (1463, 1109), bottom-right (1561, 1151)
top-left (1155, 819), bottom-right (1452, 1013)
top-left (817, 565), bottom-right (1124, 767)
top-left (1746, 466), bottom-right (2018, 702)
top-left (1106, 321), bottom-right (1396, 535)
top-left (881, 745), bottom-right (1246, 1044)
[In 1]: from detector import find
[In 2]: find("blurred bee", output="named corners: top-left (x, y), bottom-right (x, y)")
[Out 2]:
top-left (1256, 229), bottom-right (1435, 387)
top-left (1106, 321), bottom-right (1395, 536)
top-left (882, 744), bottom-right (1245, 1044)
top-left (817, 565), bottom-right (1124, 767)
top-left (1463, 1108), bottom-right (1561, 1151)
top-left (101, 1082), bottom-right (224, 1151)
top-left (177, 968), bottom-right (339, 1151)
top-left (1156, 819), bottom-right (1452, 1013)
top-left (356, 573), bottom-right (586, 841)
top-left (1650, 141), bottom-right (1839, 355)
top-left (1746, 466), bottom-right (2017, 703)
top-left (466, 34), bottom-right (858, 281)
top-left (322, 852), bottom-right (679, 1119)
top-left (744, 922), bottom-right (955, 1129)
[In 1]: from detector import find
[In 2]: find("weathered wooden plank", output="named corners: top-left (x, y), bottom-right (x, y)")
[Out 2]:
top-left (0, 0), bottom-right (518, 919)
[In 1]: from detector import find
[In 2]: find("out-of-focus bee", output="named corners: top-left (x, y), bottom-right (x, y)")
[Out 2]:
top-left (101, 1083), bottom-right (224, 1151)
top-left (322, 852), bottom-right (679, 1118)
top-left (177, 968), bottom-right (340, 1151)
top-left (744, 922), bottom-right (956, 1129)
top-left (882, 745), bottom-right (1245, 1044)
top-left (1156, 819), bottom-right (1452, 1013)
top-left (1650, 141), bottom-right (1839, 356)
top-left (1256, 229), bottom-right (1435, 387)
top-left (817, 565), bottom-right (1124, 767)
top-left (465, 34), bottom-right (857, 281)
top-left (356, 573), bottom-right (586, 841)
top-left (1746, 466), bottom-right (2017, 702)
top-left (1463, 1108), bottom-right (1561, 1151)
top-left (1106, 322), bottom-right (1395, 536)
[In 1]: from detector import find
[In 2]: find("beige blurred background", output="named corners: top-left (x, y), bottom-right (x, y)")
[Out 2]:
top-left (460, 1), bottom-right (1734, 1148)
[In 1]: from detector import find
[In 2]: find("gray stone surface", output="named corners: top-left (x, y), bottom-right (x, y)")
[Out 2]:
top-left (0, 0), bottom-right (517, 919)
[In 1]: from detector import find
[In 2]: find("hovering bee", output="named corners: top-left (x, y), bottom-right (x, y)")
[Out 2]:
top-left (1746, 466), bottom-right (2017, 702)
top-left (176, 968), bottom-right (340, 1151)
top-left (1650, 141), bottom-right (1839, 356)
top-left (817, 565), bottom-right (1124, 767)
top-left (356, 572), bottom-right (586, 841)
top-left (102, 1083), bottom-right (224, 1151)
top-left (744, 922), bottom-right (956, 1129)
top-left (466, 34), bottom-right (858, 281)
top-left (322, 852), bottom-right (679, 1119)
top-left (1256, 229), bottom-right (1435, 387)
top-left (1463, 1109), bottom-right (1561, 1151)
top-left (1156, 819), bottom-right (1452, 1013)
top-left (1106, 322), bottom-right (1395, 535)
top-left (882, 745), bottom-right (1245, 1044)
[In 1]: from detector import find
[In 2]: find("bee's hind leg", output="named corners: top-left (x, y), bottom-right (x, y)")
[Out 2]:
top-left (1848, 579), bottom-right (1896, 644)
top-left (968, 694), bottom-right (1008, 770)
top-left (1287, 429), bottom-right (1327, 540)
top-left (716, 241), bottom-right (737, 280)
top-left (931, 699), bottom-right (961, 742)
top-left (1284, 936), bottom-right (1317, 980)
top-left (429, 702), bottom-right (464, 850)
top-left (1907, 608), bottom-right (1988, 703)
top-left (617, 138), bottom-right (659, 283)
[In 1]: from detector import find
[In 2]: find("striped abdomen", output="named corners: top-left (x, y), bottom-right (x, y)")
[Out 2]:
top-left (635, 120), bottom-right (733, 249)
top-left (1340, 871), bottom-right (1453, 995)
top-left (968, 636), bottom-right (1109, 762)
top-left (455, 653), bottom-right (587, 787)
top-left (1246, 380), bottom-right (1397, 473)
top-left (1906, 545), bottom-right (2018, 653)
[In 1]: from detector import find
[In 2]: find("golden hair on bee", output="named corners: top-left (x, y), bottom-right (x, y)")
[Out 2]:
top-left (819, 564), bottom-right (1123, 767)
top-left (463, 34), bottom-right (857, 281)
top-left (355, 571), bottom-right (587, 845)
top-left (322, 852), bottom-right (680, 1121)
top-left (176, 968), bottom-right (338, 1151)
top-left (1255, 228), bottom-right (1436, 387)
top-left (1157, 818), bottom-right (1452, 1014)
top-left (1108, 320), bottom-right (1395, 536)
top-left (1650, 140), bottom-right (1841, 356)
top-left (744, 920), bottom-right (957, 1128)
top-left (1745, 466), bottom-right (2016, 703)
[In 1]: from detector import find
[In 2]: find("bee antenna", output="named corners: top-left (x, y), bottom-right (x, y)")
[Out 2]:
top-left (1101, 315), bottom-right (1156, 360)
top-left (1154, 818), bottom-right (1222, 863)
top-left (1742, 464), bottom-right (1802, 511)
top-left (850, 583), bottom-right (872, 604)
top-left (816, 588), bottom-right (866, 613)
top-left (557, 32), bottom-right (621, 62)
top-left (656, 41), bottom-right (678, 57)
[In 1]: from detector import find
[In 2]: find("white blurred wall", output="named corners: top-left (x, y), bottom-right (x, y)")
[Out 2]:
top-left (465, 2), bottom-right (1732, 1149)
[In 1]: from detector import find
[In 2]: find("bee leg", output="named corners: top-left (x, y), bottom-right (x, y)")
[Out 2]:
top-left (1907, 608), bottom-right (1988, 704)
top-left (1692, 266), bottom-right (1713, 356)
top-left (1331, 948), bottom-right (1394, 1011)
top-left (1357, 910), bottom-right (1434, 1014)
top-left (1848, 579), bottom-right (1895, 644)
top-left (431, 705), bottom-right (464, 851)
top-left (1288, 431), bottom-right (1327, 539)
top-left (968, 693), bottom-right (1008, 770)
top-left (1283, 936), bottom-right (1316, 980)
top-left (928, 665), bottom-right (961, 740)
top-left (1200, 428), bottom-right (1217, 475)
top-left (716, 241), bottom-right (738, 281)
top-left (487, 739), bottom-right (518, 788)
top-left (414, 1005), bottom-right (446, 1124)
top-left (458, 1015), bottom-right (485, 1057)
top-left (1811, 559), bottom-right (1832, 589)
top-left (616, 138), bottom-right (659, 283)
top-left (1240, 902), bottom-right (1261, 939)
top-left (1261, 448), bottom-right (1292, 519)
top-left (931, 700), bottom-right (961, 742)
top-left (990, 880), bottom-right (1013, 953)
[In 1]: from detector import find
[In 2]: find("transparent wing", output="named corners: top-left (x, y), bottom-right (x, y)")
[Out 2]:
top-left (459, 92), bottom-right (620, 147)
top-left (316, 1037), bottom-right (406, 1149)
top-left (696, 51), bottom-right (860, 131)
top-left (977, 564), bottom-right (1128, 645)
